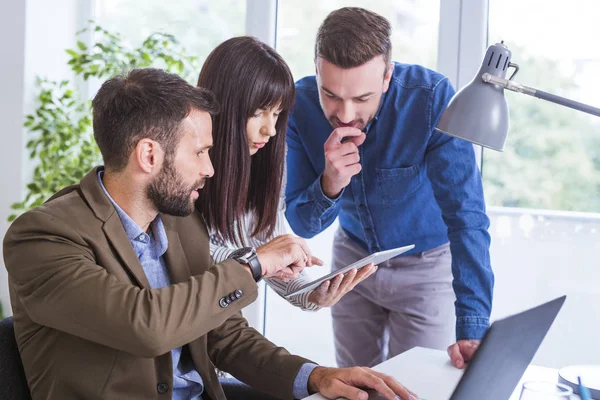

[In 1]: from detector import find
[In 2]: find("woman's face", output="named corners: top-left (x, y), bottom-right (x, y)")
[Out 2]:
top-left (246, 103), bottom-right (282, 155)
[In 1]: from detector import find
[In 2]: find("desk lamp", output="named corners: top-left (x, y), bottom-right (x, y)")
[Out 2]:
top-left (434, 41), bottom-right (600, 151)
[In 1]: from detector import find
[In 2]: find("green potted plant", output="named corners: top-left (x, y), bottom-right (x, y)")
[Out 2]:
top-left (8, 23), bottom-right (199, 221)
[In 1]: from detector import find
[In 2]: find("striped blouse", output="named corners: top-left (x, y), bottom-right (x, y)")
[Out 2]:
top-left (209, 191), bottom-right (320, 312)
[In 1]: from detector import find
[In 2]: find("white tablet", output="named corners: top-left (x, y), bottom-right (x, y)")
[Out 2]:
top-left (283, 244), bottom-right (415, 298)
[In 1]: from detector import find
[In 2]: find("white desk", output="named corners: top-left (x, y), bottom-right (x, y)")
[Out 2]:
top-left (303, 347), bottom-right (580, 400)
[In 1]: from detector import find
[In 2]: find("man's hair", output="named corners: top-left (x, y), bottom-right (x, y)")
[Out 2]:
top-left (315, 7), bottom-right (392, 68)
top-left (92, 68), bottom-right (219, 172)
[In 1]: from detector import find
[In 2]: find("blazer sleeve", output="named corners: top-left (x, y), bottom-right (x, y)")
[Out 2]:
top-left (3, 209), bottom-right (259, 358)
top-left (207, 311), bottom-right (315, 400)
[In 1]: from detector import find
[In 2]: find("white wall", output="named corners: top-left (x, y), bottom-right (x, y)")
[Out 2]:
top-left (23, 0), bottom-right (91, 103)
top-left (0, 1), bottom-right (27, 316)
top-left (0, 0), bottom-right (94, 316)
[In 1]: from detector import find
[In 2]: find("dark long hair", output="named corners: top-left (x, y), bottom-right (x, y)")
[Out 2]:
top-left (197, 36), bottom-right (295, 246)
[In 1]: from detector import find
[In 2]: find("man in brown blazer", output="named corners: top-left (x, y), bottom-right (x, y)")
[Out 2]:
top-left (3, 69), bottom-right (416, 400)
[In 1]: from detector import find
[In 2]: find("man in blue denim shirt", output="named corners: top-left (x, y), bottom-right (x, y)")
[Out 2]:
top-left (286, 7), bottom-right (494, 369)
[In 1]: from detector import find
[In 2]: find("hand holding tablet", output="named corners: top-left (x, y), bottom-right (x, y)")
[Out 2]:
top-left (284, 244), bottom-right (415, 299)
top-left (306, 263), bottom-right (378, 307)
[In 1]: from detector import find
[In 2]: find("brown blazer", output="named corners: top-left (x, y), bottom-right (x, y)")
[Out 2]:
top-left (3, 167), bottom-right (312, 400)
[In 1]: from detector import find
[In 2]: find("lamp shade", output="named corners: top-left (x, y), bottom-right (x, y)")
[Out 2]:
top-left (435, 43), bottom-right (512, 151)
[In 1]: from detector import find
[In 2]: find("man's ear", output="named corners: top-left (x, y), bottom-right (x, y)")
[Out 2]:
top-left (133, 139), bottom-right (162, 174)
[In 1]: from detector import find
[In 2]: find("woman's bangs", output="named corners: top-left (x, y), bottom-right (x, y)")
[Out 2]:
top-left (254, 65), bottom-right (295, 113)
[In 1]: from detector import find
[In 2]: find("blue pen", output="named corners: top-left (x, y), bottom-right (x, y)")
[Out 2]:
top-left (578, 376), bottom-right (592, 400)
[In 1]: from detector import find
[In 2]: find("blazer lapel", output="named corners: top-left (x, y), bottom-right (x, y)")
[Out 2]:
top-left (162, 216), bottom-right (223, 398)
top-left (103, 213), bottom-right (151, 288)
top-left (163, 222), bottom-right (192, 284)
top-left (79, 167), bottom-right (151, 288)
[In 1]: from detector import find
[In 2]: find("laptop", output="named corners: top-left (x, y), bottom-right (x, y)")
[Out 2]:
top-left (366, 295), bottom-right (566, 400)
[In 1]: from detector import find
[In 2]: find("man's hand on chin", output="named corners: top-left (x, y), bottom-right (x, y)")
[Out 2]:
top-left (447, 340), bottom-right (481, 369)
top-left (307, 366), bottom-right (418, 400)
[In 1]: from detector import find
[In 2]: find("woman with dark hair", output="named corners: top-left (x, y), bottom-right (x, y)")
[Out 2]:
top-left (197, 36), bottom-right (374, 310)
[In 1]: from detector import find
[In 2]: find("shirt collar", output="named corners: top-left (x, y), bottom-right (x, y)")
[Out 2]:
top-left (365, 91), bottom-right (388, 133)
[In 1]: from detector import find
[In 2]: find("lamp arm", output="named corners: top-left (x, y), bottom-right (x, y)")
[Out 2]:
top-left (481, 73), bottom-right (600, 117)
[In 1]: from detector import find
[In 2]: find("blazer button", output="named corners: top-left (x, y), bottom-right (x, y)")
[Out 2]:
top-left (219, 298), bottom-right (229, 308)
top-left (228, 293), bottom-right (237, 302)
top-left (157, 382), bottom-right (169, 394)
top-left (234, 289), bottom-right (243, 299)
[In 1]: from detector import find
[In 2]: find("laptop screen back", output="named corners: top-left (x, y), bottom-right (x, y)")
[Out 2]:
top-left (450, 296), bottom-right (566, 400)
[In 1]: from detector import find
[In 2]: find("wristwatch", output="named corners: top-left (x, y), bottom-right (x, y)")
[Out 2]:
top-left (230, 247), bottom-right (262, 282)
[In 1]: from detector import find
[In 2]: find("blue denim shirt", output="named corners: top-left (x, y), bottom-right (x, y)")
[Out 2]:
top-left (285, 63), bottom-right (494, 341)
top-left (98, 171), bottom-right (315, 399)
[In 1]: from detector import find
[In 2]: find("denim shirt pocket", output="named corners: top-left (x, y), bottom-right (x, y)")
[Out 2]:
top-left (375, 164), bottom-right (422, 204)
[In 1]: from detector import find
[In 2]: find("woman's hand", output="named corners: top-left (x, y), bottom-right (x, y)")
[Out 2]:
top-left (307, 263), bottom-right (377, 307)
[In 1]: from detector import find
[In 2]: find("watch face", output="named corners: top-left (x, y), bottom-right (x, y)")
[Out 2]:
top-left (231, 247), bottom-right (261, 281)
top-left (233, 247), bottom-right (254, 260)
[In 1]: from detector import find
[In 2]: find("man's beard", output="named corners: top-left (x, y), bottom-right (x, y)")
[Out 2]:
top-left (329, 116), bottom-right (369, 130)
top-left (146, 158), bottom-right (204, 217)
top-left (323, 105), bottom-right (379, 131)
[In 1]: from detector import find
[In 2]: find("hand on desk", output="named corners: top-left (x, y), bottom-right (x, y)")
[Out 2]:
top-left (307, 366), bottom-right (418, 400)
top-left (447, 340), bottom-right (480, 369)
top-left (308, 264), bottom-right (377, 307)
